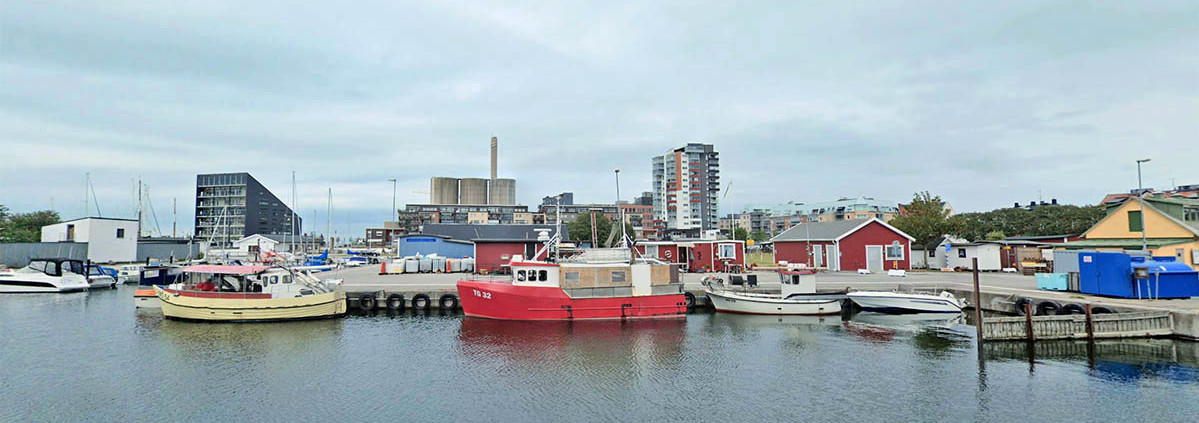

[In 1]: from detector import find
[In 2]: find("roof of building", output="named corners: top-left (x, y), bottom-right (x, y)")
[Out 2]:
top-left (1089, 197), bottom-right (1199, 238)
top-left (56, 216), bottom-right (139, 224)
top-left (1004, 234), bottom-right (1080, 241)
top-left (1054, 238), bottom-right (1195, 249)
top-left (770, 218), bottom-right (914, 242)
top-left (421, 223), bottom-right (571, 242)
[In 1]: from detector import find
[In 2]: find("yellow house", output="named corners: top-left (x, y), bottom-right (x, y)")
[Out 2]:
top-left (1061, 197), bottom-right (1199, 269)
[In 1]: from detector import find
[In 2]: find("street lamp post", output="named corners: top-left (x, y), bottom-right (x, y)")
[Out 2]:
top-left (387, 178), bottom-right (397, 224)
top-left (1136, 158), bottom-right (1151, 252)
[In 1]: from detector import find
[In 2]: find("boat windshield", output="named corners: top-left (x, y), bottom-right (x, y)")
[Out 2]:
top-left (20, 260), bottom-right (58, 276)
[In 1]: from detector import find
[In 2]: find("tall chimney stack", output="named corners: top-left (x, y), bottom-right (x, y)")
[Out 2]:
top-left (490, 136), bottom-right (498, 181)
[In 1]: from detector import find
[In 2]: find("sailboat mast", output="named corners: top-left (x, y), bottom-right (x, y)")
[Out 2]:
top-left (84, 173), bottom-right (89, 218)
top-left (327, 188), bottom-right (332, 251)
top-left (172, 197), bottom-right (177, 238)
top-left (137, 178), bottom-right (143, 238)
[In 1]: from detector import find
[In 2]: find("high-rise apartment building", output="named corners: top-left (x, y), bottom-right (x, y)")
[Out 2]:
top-left (652, 143), bottom-right (720, 239)
top-left (195, 173), bottom-right (300, 244)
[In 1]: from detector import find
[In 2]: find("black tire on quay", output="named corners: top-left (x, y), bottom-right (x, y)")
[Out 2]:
top-left (358, 294), bottom-right (376, 312)
top-left (439, 294), bottom-right (459, 311)
top-left (386, 294), bottom-right (406, 311)
top-left (1061, 303), bottom-right (1086, 315)
top-left (412, 294), bottom-right (431, 311)
top-left (1035, 301), bottom-right (1062, 316)
top-left (684, 292), bottom-right (697, 308)
top-left (1091, 306), bottom-right (1116, 314)
top-left (1013, 298), bottom-right (1033, 315)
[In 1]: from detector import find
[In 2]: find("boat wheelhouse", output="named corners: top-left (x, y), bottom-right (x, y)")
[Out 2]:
top-left (0, 258), bottom-right (91, 293)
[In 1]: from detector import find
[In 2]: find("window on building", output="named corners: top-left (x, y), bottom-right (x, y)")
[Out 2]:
top-left (885, 241), bottom-right (904, 260)
top-left (718, 244), bottom-right (736, 259)
top-left (116, 228), bottom-right (125, 239)
top-left (564, 272), bottom-right (580, 285)
top-left (611, 271), bottom-right (627, 283)
top-left (958, 248), bottom-right (967, 258)
top-left (928, 249), bottom-right (935, 258)
top-left (1128, 210), bottom-right (1144, 232)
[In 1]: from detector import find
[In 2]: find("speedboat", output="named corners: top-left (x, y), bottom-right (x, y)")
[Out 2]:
top-left (154, 265), bottom-right (346, 322)
top-left (86, 265), bottom-right (118, 289)
top-left (705, 270), bottom-right (843, 315)
top-left (847, 290), bottom-right (964, 314)
top-left (0, 258), bottom-right (91, 293)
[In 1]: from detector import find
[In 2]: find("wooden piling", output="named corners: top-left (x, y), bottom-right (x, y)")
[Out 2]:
top-left (1024, 303), bottom-right (1035, 341)
top-left (972, 258), bottom-right (984, 347)
top-left (1084, 303), bottom-right (1094, 340)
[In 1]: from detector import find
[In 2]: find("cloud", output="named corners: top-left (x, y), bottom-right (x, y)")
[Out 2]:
top-left (0, 0), bottom-right (1196, 238)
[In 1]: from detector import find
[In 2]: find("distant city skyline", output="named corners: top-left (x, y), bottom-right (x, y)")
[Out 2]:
top-left (1, 1), bottom-right (1195, 238)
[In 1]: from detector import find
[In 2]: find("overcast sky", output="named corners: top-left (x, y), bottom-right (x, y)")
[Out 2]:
top-left (1, 1), bottom-right (1196, 237)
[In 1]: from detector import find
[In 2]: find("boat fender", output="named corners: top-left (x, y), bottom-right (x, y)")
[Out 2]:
top-left (1035, 300), bottom-right (1061, 316)
top-left (439, 294), bottom-right (459, 311)
top-left (1013, 298), bottom-right (1032, 315)
top-left (1060, 303), bottom-right (1086, 315)
top-left (386, 294), bottom-right (406, 311)
top-left (358, 294), bottom-right (376, 312)
top-left (412, 294), bottom-right (431, 311)
top-left (683, 292), bottom-right (696, 308)
top-left (1091, 306), bottom-right (1116, 314)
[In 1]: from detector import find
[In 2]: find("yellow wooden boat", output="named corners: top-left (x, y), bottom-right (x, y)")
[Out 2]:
top-left (155, 265), bottom-right (346, 322)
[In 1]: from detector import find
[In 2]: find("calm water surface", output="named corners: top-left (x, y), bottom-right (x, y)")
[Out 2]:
top-left (3, 286), bottom-right (1198, 422)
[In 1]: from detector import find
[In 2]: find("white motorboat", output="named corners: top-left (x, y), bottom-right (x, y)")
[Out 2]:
top-left (847, 290), bottom-right (964, 314)
top-left (705, 270), bottom-right (843, 315)
top-left (0, 259), bottom-right (91, 293)
top-left (86, 265), bottom-right (118, 289)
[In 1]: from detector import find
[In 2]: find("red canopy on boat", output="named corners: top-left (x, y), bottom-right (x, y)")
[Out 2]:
top-left (181, 265), bottom-right (271, 275)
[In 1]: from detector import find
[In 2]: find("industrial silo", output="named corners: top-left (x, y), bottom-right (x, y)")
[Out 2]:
top-left (459, 178), bottom-right (489, 205)
top-left (489, 178), bottom-right (516, 205)
top-left (430, 177), bottom-right (460, 205)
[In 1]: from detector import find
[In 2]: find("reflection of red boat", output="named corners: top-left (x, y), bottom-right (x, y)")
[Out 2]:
top-left (458, 316), bottom-right (687, 361)
top-left (457, 251), bottom-right (686, 320)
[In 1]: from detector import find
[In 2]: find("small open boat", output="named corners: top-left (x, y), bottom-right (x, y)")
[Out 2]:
top-left (847, 290), bottom-right (964, 314)
top-left (704, 270), bottom-right (843, 315)
top-left (154, 265), bottom-right (345, 322)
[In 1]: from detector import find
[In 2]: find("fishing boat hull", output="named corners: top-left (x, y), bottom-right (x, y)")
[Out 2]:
top-left (457, 280), bottom-right (686, 321)
top-left (154, 287), bottom-right (346, 322)
top-left (706, 290), bottom-right (842, 315)
top-left (847, 292), bottom-right (963, 314)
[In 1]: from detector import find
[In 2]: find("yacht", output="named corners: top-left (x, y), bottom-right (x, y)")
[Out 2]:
top-left (0, 259), bottom-right (91, 293)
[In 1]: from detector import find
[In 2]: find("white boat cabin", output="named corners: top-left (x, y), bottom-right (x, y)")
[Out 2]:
top-left (507, 255), bottom-right (677, 297)
top-left (779, 270), bottom-right (818, 296)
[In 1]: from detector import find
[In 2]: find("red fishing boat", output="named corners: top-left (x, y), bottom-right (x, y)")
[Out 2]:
top-left (457, 234), bottom-right (687, 320)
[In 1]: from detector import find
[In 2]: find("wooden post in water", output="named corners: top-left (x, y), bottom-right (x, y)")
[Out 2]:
top-left (1024, 303), bottom-right (1035, 341)
top-left (1084, 303), bottom-right (1095, 340)
top-left (972, 258), bottom-right (984, 347)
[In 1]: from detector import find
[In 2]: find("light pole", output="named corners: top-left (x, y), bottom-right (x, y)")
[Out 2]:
top-left (1136, 158), bottom-right (1151, 251)
top-left (387, 178), bottom-right (397, 223)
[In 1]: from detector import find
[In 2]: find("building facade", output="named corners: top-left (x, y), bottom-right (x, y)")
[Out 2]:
top-left (40, 217), bottom-right (138, 263)
top-left (770, 218), bottom-right (914, 272)
top-left (195, 173), bottom-right (299, 244)
top-left (652, 143), bottom-right (720, 239)
top-left (404, 204), bottom-right (530, 226)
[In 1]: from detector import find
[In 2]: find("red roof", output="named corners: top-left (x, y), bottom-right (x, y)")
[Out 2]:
top-left (181, 265), bottom-right (271, 275)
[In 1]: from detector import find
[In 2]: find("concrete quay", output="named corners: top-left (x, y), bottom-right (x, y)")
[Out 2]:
top-left (327, 266), bottom-right (1199, 340)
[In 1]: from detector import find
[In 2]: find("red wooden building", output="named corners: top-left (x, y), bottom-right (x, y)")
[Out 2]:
top-left (770, 218), bottom-right (914, 272)
top-left (636, 239), bottom-right (746, 272)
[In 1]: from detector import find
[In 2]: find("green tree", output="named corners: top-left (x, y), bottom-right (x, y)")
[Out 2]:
top-left (733, 227), bottom-right (749, 241)
top-left (567, 214), bottom-right (633, 247)
top-left (953, 204), bottom-right (1104, 241)
top-left (984, 231), bottom-right (1006, 241)
top-left (0, 207), bottom-right (60, 243)
top-left (888, 192), bottom-right (962, 248)
top-left (750, 230), bottom-right (769, 242)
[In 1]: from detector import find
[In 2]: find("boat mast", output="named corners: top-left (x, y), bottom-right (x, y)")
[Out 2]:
top-left (327, 188), bottom-right (332, 253)
top-left (137, 178), bottom-right (143, 238)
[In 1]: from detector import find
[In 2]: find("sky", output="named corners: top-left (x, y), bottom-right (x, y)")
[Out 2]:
top-left (1, 1), bottom-right (1196, 238)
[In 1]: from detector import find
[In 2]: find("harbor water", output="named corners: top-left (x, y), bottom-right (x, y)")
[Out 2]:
top-left (3, 286), bottom-right (1198, 422)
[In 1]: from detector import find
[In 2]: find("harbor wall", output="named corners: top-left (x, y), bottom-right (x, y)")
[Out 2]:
top-left (0, 242), bottom-right (89, 267)
top-left (137, 243), bottom-right (201, 263)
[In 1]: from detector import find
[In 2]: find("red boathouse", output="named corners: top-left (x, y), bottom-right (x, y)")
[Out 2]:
top-left (770, 218), bottom-right (914, 272)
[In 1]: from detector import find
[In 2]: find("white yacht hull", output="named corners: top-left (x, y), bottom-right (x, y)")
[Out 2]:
top-left (847, 292), bottom-right (963, 314)
top-left (706, 290), bottom-right (842, 315)
top-left (88, 276), bottom-right (117, 289)
top-left (0, 277), bottom-right (89, 293)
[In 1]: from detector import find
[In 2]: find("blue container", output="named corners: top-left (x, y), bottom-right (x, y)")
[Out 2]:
top-left (1078, 252), bottom-right (1135, 298)
top-left (1036, 273), bottom-right (1069, 291)
top-left (1129, 257), bottom-right (1199, 299)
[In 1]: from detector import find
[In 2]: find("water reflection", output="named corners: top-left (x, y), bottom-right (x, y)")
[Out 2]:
top-left (984, 339), bottom-right (1199, 384)
top-left (457, 317), bottom-right (687, 368)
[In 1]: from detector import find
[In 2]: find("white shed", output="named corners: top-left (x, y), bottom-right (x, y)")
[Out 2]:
top-left (40, 217), bottom-right (139, 263)
top-left (946, 242), bottom-right (1002, 271)
top-left (231, 234), bottom-right (282, 256)
top-left (931, 236), bottom-right (968, 269)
